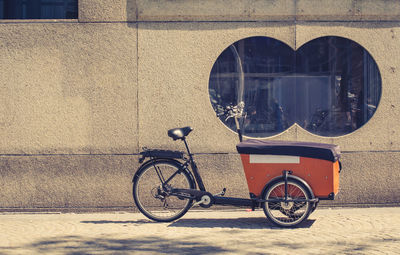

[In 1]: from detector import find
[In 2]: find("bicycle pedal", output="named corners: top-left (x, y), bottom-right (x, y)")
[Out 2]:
top-left (214, 188), bottom-right (226, 197)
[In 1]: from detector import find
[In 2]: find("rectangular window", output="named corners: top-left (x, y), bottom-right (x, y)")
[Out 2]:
top-left (0, 0), bottom-right (78, 19)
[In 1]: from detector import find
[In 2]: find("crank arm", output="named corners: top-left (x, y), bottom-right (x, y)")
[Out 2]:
top-left (193, 196), bottom-right (208, 207)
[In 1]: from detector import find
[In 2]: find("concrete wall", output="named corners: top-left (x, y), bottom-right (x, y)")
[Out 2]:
top-left (1, 0), bottom-right (400, 210)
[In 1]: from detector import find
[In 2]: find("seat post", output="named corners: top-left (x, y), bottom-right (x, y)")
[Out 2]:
top-left (182, 138), bottom-right (192, 157)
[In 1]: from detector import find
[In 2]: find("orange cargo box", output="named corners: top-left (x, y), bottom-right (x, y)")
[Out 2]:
top-left (236, 140), bottom-right (341, 199)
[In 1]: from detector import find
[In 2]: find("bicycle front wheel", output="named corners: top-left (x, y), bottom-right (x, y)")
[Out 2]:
top-left (133, 160), bottom-right (194, 222)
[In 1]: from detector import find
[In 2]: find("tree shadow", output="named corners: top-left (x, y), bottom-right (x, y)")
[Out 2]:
top-left (0, 236), bottom-right (230, 255)
top-left (2, 232), bottom-right (396, 254)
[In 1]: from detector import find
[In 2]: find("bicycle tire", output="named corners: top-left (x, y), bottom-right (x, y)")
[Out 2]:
top-left (133, 159), bottom-right (195, 222)
top-left (262, 179), bottom-right (312, 227)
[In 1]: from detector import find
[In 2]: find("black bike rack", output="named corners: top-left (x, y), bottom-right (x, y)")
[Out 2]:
top-left (139, 149), bottom-right (184, 163)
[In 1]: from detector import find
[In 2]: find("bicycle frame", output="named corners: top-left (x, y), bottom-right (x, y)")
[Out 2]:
top-left (182, 138), bottom-right (206, 191)
top-left (142, 137), bottom-right (318, 210)
top-left (145, 140), bottom-right (206, 192)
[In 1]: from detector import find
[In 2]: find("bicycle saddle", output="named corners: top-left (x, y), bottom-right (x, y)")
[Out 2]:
top-left (168, 126), bottom-right (193, 140)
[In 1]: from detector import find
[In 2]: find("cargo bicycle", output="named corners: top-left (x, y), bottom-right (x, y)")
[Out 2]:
top-left (132, 102), bottom-right (342, 227)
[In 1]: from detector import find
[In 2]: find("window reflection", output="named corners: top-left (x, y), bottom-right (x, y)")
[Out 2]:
top-left (0, 0), bottom-right (78, 19)
top-left (209, 36), bottom-right (381, 137)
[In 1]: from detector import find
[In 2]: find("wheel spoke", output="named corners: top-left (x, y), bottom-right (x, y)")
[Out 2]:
top-left (133, 161), bottom-right (193, 222)
top-left (263, 180), bottom-right (311, 227)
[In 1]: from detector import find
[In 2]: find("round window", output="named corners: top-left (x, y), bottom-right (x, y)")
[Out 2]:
top-left (209, 36), bottom-right (382, 137)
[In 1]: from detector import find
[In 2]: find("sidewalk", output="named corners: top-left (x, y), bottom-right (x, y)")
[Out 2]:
top-left (0, 207), bottom-right (399, 254)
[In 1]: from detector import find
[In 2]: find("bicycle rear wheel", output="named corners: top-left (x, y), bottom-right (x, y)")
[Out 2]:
top-left (133, 160), bottom-right (194, 222)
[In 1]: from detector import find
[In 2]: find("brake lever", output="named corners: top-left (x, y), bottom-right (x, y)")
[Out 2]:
top-left (225, 114), bottom-right (234, 121)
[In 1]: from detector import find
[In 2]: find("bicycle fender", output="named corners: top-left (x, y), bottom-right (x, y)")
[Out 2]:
top-left (132, 158), bottom-right (195, 186)
top-left (261, 174), bottom-right (315, 199)
top-left (139, 149), bottom-right (184, 163)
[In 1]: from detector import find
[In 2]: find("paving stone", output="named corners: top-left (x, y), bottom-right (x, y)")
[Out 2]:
top-left (0, 207), bottom-right (399, 254)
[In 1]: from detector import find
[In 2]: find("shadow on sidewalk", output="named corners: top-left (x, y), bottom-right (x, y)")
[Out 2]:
top-left (2, 233), bottom-right (395, 254)
top-left (80, 217), bottom-right (315, 229)
top-left (81, 219), bottom-right (152, 225)
top-left (170, 217), bottom-right (315, 229)
top-left (0, 236), bottom-right (230, 255)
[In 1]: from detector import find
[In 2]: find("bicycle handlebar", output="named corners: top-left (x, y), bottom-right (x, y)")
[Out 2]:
top-left (215, 102), bottom-right (245, 142)
top-left (216, 102), bottom-right (245, 121)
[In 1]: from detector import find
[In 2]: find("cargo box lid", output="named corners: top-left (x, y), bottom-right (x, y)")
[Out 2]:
top-left (236, 140), bottom-right (341, 162)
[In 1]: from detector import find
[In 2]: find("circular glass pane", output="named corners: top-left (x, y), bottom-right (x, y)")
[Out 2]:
top-left (209, 36), bottom-right (381, 137)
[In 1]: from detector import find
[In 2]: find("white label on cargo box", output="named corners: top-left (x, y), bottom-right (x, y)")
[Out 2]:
top-left (250, 154), bottom-right (300, 164)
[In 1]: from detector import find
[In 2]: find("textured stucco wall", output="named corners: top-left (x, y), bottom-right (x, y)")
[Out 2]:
top-left (1, 152), bottom-right (399, 208)
top-left (0, 22), bottom-right (138, 155)
top-left (0, 155), bottom-right (138, 208)
top-left (1, 0), bottom-right (400, 209)
top-left (79, 0), bottom-right (400, 22)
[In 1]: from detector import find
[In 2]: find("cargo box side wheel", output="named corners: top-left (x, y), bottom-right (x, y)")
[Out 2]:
top-left (262, 178), bottom-right (313, 227)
